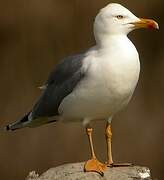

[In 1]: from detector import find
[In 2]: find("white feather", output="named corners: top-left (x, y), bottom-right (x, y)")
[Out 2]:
top-left (59, 4), bottom-right (141, 125)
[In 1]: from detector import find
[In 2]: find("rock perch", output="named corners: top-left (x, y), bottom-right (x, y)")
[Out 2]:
top-left (26, 162), bottom-right (152, 180)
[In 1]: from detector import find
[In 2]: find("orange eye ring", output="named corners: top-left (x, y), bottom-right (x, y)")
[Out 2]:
top-left (116, 15), bottom-right (124, 19)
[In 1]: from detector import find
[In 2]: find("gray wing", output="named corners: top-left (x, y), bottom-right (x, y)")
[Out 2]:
top-left (31, 54), bottom-right (86, 120)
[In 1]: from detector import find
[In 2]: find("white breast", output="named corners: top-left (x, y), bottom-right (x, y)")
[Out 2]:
top-left (59, 36), bottom-right (140, 121)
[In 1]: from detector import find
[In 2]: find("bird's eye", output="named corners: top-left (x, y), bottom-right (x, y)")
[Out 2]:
top-left (116, 15), bottom-right (124, 19)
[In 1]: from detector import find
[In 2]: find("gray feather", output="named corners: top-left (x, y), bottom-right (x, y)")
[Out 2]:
top-left (31, 53), bottom-right (86, 121)
top-left (5, 53), bottom-right (87, 130)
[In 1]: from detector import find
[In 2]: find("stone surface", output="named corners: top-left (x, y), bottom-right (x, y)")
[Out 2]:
top-left (26, 162), bottom-right (152, 180)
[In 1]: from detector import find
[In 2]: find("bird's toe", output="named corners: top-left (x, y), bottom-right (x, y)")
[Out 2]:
top-left (84, 158), bottom-right (107, 176)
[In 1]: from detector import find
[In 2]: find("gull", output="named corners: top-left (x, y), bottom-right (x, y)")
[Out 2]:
top-left (5, 3), bottom-right (158, 175)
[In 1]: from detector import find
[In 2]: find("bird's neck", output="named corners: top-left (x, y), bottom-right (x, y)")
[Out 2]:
top-left (95, 34), bottom-right (132, 50)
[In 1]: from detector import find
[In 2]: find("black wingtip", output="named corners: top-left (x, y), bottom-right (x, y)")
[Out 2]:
top-left (3, 124), bottom-right (19, 131)
top-left (0, 125), bottom-right (11, 132)
top-left (2, 113), bottom-right (30, 132)
top-left (5, 125), bottom-right (10, 131)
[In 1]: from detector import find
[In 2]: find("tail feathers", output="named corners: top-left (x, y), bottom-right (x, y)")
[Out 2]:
top-left (5, 113), bottom-right (30, 131)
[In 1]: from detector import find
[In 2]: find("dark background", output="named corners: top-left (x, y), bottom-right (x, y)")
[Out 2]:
top-left (0, 0), bottom-right (163, 179)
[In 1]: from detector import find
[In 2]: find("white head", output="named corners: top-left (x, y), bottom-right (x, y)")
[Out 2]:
top-left (94, 3), bottom-right (159, 43)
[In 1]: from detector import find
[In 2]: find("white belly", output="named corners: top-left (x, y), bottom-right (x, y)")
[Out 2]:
top-left (59, 43), bottom-right (140, 121)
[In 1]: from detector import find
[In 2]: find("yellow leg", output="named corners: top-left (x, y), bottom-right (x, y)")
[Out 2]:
top-left (84, 127), bottom-right (106, 176)
top-left (105, 122), bottom-right (113, 166)
top-left (105, 122), bottom-right (133, 167)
